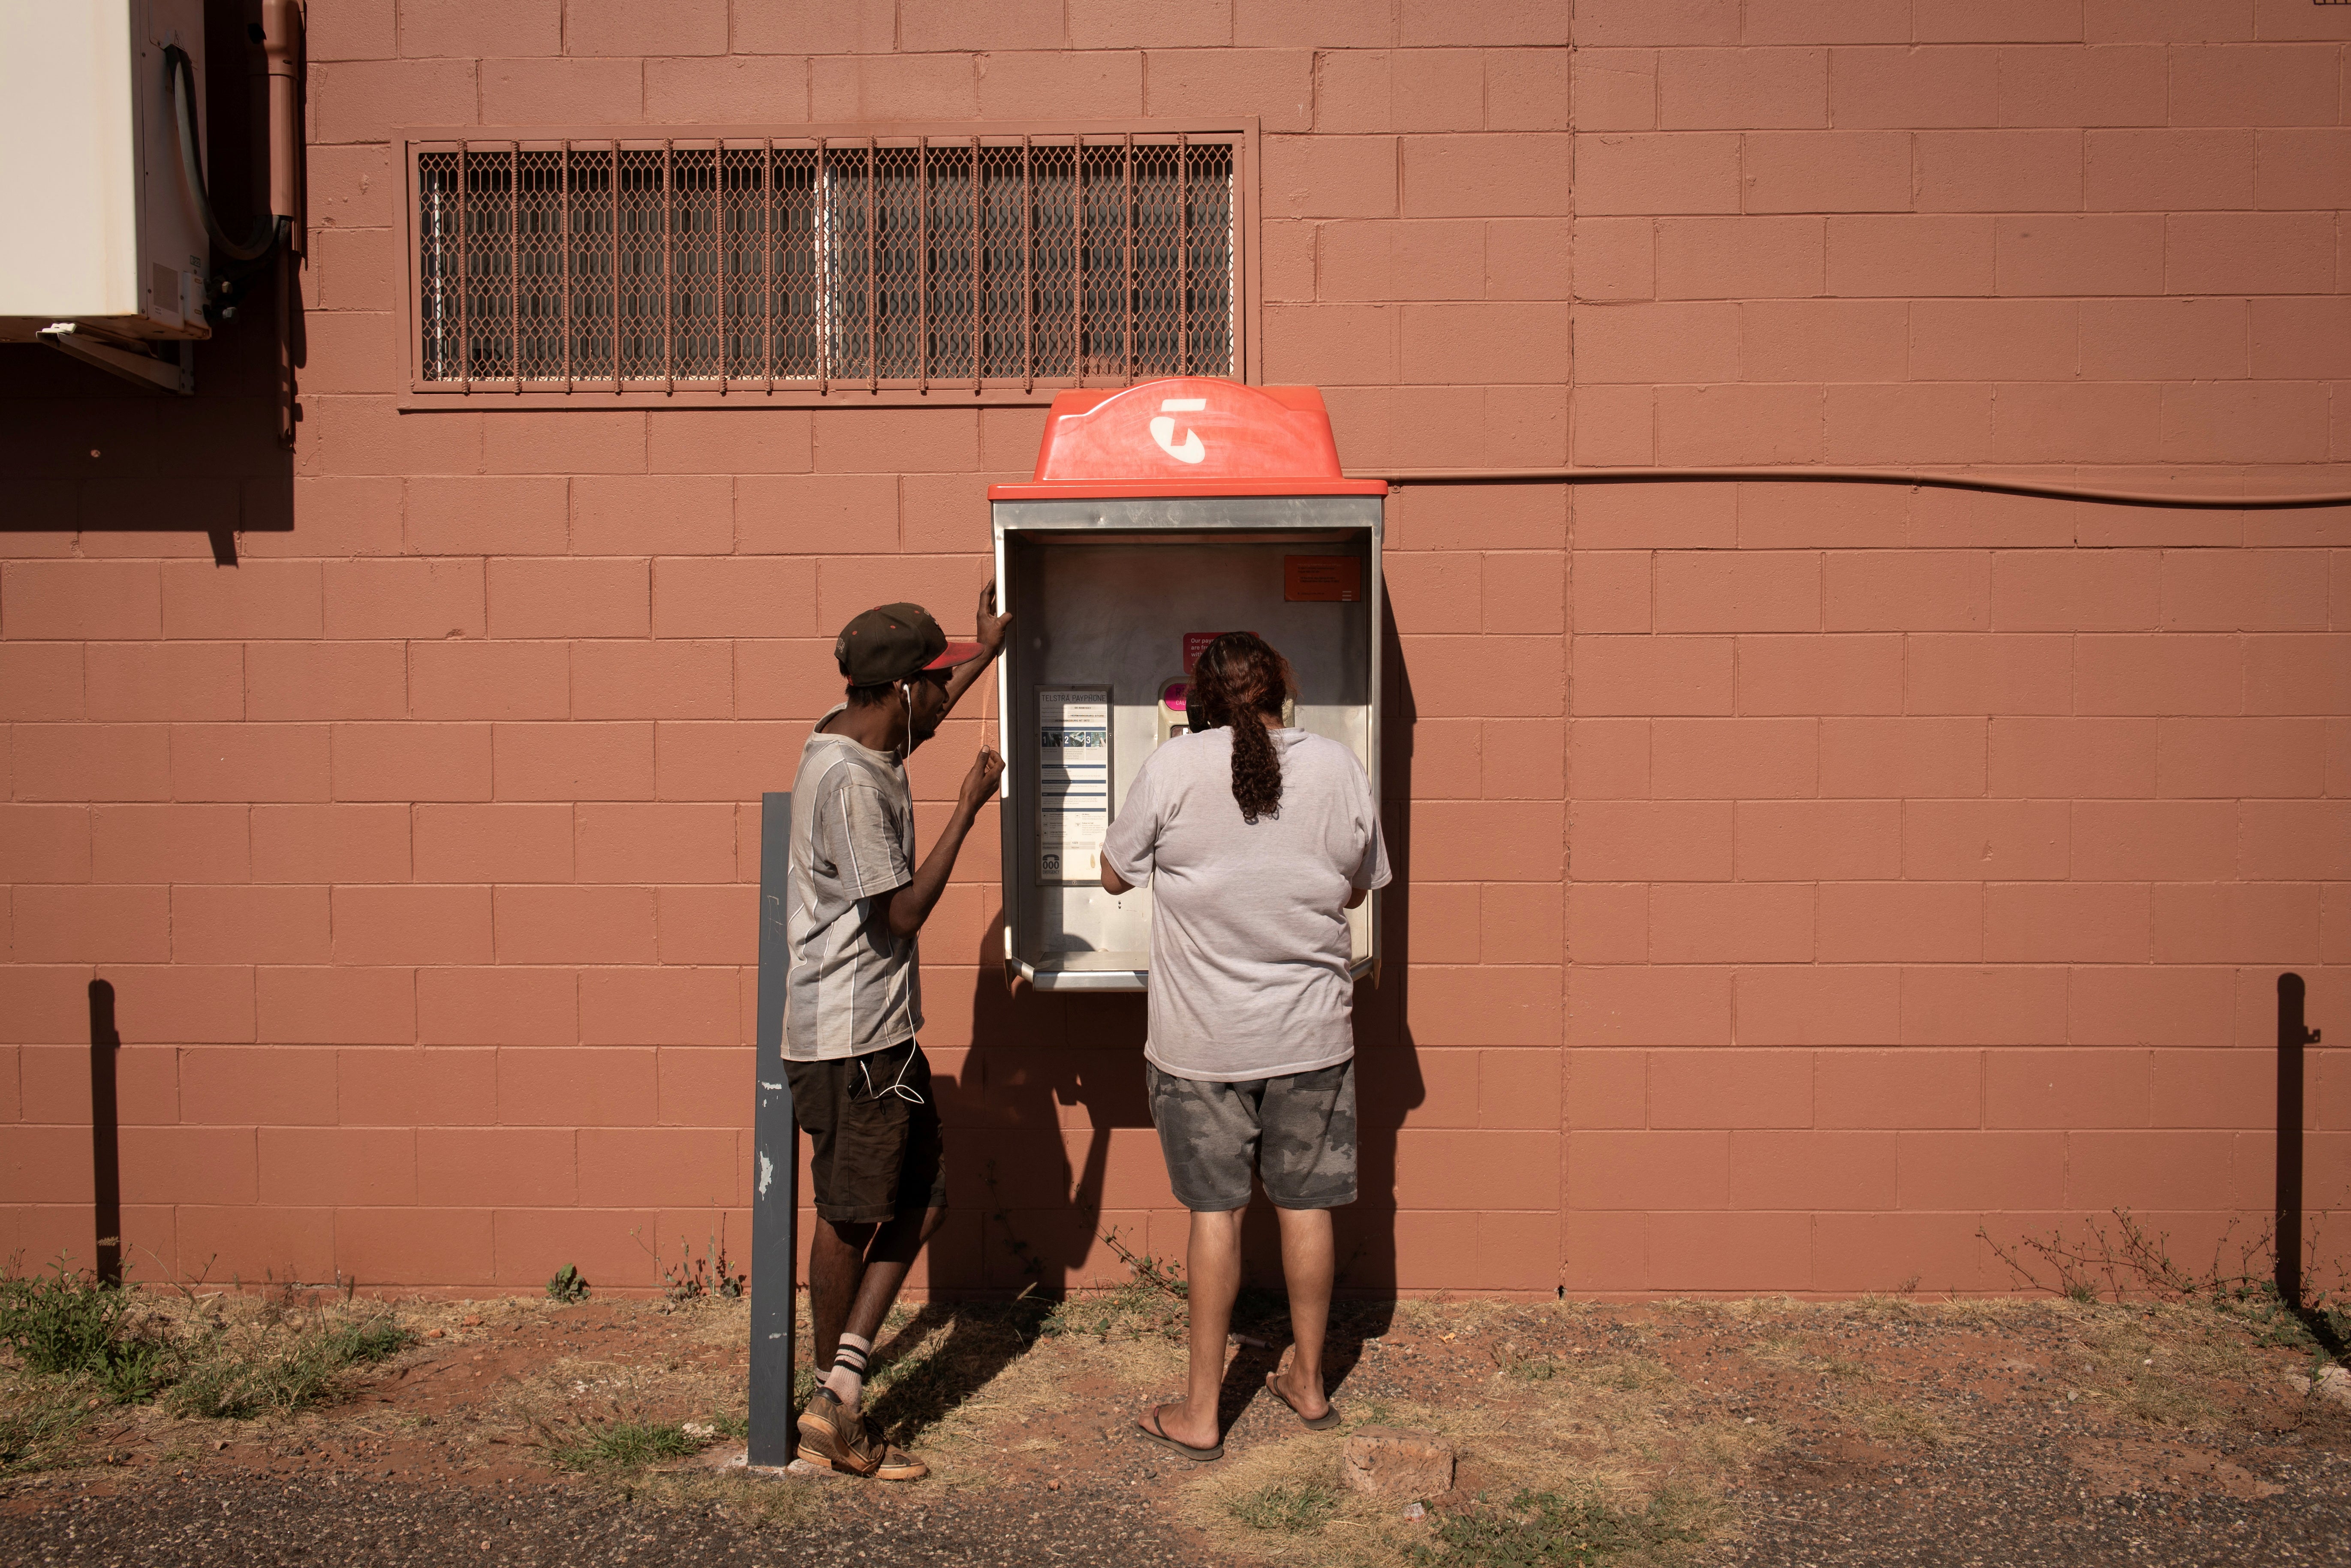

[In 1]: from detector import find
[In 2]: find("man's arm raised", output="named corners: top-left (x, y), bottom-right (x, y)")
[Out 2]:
top-left (877, 744), bottom-right (1004, 941)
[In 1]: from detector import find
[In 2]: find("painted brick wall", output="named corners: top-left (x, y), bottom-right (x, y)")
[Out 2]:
top-left (0, 1), bottom-right (2343, 1300)
top-left (1554, 0), bottom-right (2351, 1294)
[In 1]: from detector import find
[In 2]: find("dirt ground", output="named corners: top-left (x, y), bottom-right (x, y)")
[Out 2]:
top-left (3, 1275), bottom-right (2350, 1567)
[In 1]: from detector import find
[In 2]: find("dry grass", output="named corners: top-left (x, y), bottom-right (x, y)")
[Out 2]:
top-left (1180, 1396), bottom-right (1738, 1568)
top-left (1183, 1431), bottom-right (1374, 1562)
top-left (0, 1382), bottom-right (87, 1477)
top-left (1834, 1390), bottom-right (1953, 1450)
top-left (2056, 1305), bottom-right (2236, 1431)
top-left (1749, 1335), bottom-right (1869, 1381)
top-left (903, 1293), bottom-right (1188, 1484)
top-left (1174, 1301), bottom-right (1764, 1568)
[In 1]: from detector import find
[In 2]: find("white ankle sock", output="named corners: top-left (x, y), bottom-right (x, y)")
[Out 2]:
top-left (824, 1333), bottom-right (872, 1409)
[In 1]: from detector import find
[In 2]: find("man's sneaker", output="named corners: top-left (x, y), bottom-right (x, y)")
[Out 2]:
top-left (796, 1387), bottom-right (927, 1481)
top-left (796, 1386), bottom-right (846, 1448)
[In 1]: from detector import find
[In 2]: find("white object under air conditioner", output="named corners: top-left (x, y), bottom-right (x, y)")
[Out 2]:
top-left (0, 0), bottom-right (211, 346)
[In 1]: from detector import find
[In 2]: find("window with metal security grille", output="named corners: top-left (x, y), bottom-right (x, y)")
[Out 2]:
top-left (398, 126), bottom-right (1252, 406)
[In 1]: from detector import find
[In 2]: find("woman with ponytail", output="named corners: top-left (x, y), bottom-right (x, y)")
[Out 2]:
top-left (1101, 632), bottom-right (1391, 1463)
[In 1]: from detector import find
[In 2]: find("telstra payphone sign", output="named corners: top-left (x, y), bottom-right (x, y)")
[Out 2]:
top-left (1150, 397), bottom-right (1208, 463)
top-left (987, 379), bottom-right (1390, 991)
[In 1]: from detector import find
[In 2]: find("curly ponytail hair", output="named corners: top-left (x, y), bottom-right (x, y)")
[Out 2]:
top-left (1189, 632), bottom-right (1296, 824)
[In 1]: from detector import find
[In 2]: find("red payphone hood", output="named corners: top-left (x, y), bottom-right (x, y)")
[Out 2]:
top-left (987, 379), bottom-right (1388, 500)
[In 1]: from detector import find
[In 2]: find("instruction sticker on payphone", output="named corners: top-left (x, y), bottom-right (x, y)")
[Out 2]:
top-left (1036, 687), bottom-right (1110, 883)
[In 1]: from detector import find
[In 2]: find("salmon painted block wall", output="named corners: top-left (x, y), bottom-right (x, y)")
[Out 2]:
top-left (0, 1), bottom-right (2345, 1300)
top-left (1557, 0), bottom-right (2351, 1294)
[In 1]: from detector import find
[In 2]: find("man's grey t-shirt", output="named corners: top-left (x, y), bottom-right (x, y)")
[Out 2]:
top-left (783, 706), bottom-right (921, 1061)
top-left (1101, 726), bottom-right (1391, 1083)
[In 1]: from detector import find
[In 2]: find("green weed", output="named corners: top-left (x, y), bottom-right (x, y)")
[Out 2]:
top-left (545, 1415), bottom-right (701, 1472)
top-left (633, 1229), bottom-right (745, 1303)
top-left (1229, 1478), bottom-right (1343, 1534)
top-left (1039, 1228), bottom-right (1190, 1343)
top-left (0, 1254), bottom-right (174, 1404)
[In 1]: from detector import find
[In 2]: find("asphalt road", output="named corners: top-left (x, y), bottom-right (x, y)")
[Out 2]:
top-left (13, 1449), bottom-right (2351, 1568)
top-left (1720, 1428), bottom-right (2351, 1567)
top-left (0, 1472), bottom-right (1198, 1568)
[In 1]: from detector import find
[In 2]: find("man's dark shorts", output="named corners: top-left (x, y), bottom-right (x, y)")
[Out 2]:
top-left (786, 1038), bottom-right (948, 1225)
top-left (1146, 1059), bottom-right (1358, 1213)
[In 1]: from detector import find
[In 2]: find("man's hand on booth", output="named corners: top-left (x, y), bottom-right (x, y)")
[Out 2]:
top-left (975, 578), bottom-right (1011, 657)
top-left (941, 579), bottom-right (1011, 714)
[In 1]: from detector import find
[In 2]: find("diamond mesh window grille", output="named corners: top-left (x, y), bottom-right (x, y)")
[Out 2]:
top-left (414, 136), bottom-right (1238, 394)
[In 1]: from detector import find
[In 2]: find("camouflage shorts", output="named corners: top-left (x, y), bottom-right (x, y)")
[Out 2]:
top-left (1145, 1059), bottom-right (1358, 1213)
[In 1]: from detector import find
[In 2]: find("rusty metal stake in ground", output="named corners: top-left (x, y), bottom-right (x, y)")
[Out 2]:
top-left (2276, 972), bottom-right (2322, 1312)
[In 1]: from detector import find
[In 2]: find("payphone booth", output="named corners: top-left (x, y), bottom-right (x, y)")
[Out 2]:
top-left (990, 378), bottom-right (1388, 990)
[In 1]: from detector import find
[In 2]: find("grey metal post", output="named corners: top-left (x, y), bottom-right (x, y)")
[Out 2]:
top-left (749, 792), bottom-right (797, 1465)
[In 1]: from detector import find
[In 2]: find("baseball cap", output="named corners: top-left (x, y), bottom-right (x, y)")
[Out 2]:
top-left (834, 602), bottom-right (983, 686)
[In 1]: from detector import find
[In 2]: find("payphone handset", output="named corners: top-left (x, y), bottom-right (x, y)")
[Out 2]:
top-left (1157, 679), bottom-right (1191, 746)
top-left (1172, 632), bottom-right (1293, 743)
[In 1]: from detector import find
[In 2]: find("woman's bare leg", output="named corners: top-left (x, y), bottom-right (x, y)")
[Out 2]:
top-left (1268, 1206), bottom-right (1334, 1418)
top-left (1143, 1208), bottom-right (1241, 1449)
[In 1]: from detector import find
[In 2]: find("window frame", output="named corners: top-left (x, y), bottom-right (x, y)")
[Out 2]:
top-left (391, 119), bottom-right (1261, 410)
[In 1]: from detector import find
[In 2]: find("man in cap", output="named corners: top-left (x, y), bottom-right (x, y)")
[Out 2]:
top-left (785, 584), bottom-right (1007, 1480)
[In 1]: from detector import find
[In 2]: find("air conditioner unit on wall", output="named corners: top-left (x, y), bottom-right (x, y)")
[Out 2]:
top-left (0, 0), bottom-right (213, 358)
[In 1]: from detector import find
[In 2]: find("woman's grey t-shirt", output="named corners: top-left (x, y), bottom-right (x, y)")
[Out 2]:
top-left (1101, 727), bottom-right (1391, 1083)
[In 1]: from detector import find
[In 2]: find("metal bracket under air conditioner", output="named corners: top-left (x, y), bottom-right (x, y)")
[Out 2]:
top-left (37, 323), bottom-right (194, 395)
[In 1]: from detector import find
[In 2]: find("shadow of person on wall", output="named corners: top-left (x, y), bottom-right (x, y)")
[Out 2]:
top-left (858, 919), bottom-right (1149, 1442)
top-left (953, 924), bottom-right (1151, 1300)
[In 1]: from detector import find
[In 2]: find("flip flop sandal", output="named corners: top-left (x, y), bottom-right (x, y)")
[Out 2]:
top-left (1265, 1373), bottom-right (1342, 1431)
top-left (1136, 1408), bottom-right (1224, 1463)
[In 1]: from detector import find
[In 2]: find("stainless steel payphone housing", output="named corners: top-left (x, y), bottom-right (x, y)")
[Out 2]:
top-left (990, 379), bottom-right (1388, 992)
